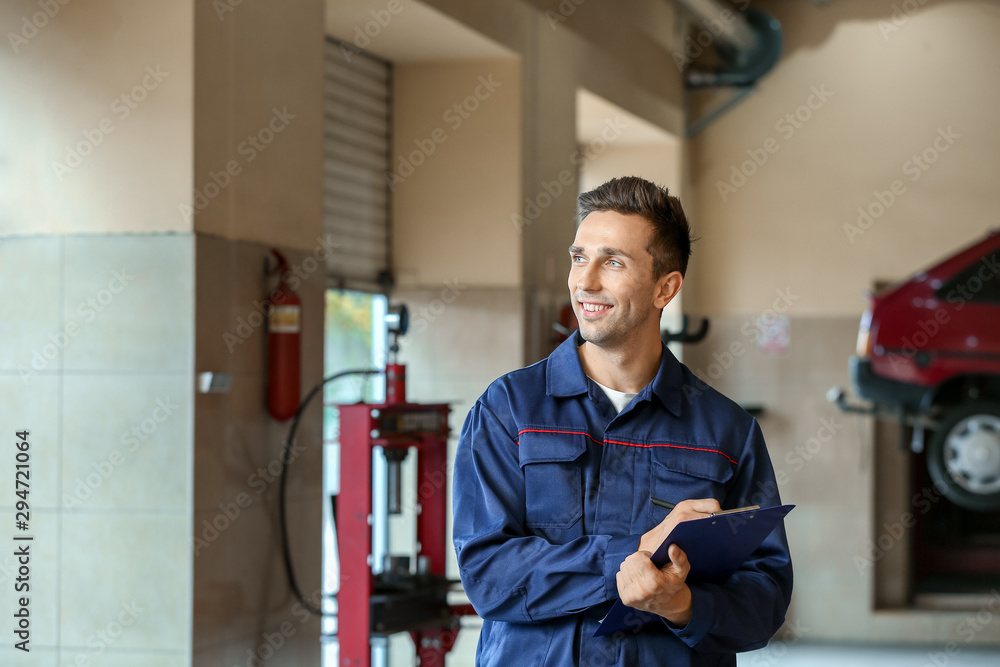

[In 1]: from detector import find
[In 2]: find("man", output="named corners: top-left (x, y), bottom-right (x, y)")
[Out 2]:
top-left (452, 176), bottom-right (792, 665)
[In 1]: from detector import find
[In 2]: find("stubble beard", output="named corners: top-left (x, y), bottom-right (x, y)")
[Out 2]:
top-left (578, 305), bottom-right (651, 350)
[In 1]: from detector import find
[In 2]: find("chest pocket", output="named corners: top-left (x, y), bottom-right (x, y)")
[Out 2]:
top-left (648, 446), bottom-right (735, 523)
top-left (518, 431), bottom-right (589, 530)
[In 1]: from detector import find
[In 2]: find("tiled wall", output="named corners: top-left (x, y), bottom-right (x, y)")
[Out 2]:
top-left (0, 234), bottom-right (194, 666)
top-left (684, 315), bottom-right (1000, 645)
top-left (191, 234), bottom-right (326, 666)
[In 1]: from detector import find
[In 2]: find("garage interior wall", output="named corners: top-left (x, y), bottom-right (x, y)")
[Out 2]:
top-left (4, 0), bottom-right (1000, 665)
top-left (387, 0), bottom-right (682, 365)
top-left (0, 0), bottom-right (329, 664)
top-left (326, 0), bottom-right (689, 659)
top-left (389, 56), bottom-right (525, 592)
top-left (0, 1), bottom-right (195, 665)
top-left (683, 0), bottom-right (1000, 644)
top-left (191, 0), bottom-right (327, 664)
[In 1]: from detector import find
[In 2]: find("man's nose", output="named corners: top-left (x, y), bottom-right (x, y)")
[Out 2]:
top-left (575, 262), bottom-right (601, 292)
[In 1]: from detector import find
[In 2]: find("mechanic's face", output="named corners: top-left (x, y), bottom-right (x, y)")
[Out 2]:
top-left (568, 210), bottom-right (674, 348)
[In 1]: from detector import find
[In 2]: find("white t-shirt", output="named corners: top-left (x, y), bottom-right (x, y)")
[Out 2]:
top-left (591, 377), bottom-right (637, 414)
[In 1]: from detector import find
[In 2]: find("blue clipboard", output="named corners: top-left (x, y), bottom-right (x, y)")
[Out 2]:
top-left (594, 504), bottom-right (794, 637)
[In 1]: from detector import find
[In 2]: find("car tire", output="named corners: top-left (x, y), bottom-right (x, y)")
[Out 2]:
top-left (927, 400), bottom-right (1000, 512)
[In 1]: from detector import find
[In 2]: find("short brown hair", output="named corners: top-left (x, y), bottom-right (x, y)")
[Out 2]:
top-left (577, 176), bottom-right (693, 278)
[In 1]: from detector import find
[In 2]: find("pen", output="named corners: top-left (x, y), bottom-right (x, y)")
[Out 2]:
top-left (650, 496), bottom-right (675, 511)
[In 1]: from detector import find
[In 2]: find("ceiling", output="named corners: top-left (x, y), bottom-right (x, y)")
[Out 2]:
top-left (577, 89), bottom-right (680, 147)
top-left (325, 0), bottom-right (515, 63)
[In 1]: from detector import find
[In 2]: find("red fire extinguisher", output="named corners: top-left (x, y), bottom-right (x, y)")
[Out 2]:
top-left (267, 249), bottom-right (301, 421)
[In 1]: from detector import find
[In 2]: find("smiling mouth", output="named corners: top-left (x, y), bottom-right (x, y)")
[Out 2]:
top-left (579, 301), bottom-right (613, 316)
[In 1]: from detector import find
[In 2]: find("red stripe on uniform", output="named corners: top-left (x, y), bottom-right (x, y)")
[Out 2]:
top-left (604, 438), bottom-right (738, 466)
top-left (516, 428), bottom-right (737, 466)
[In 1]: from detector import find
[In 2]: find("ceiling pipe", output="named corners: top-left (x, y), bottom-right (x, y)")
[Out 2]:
top-left (672, 0), bottom-right (757, 53)
top-left (669, 0), bottom-right (782, 89)
top-left (668, 0), bottom-right (783, 135)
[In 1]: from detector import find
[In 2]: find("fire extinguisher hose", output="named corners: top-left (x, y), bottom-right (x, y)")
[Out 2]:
top-left (279, 367), bottom-right (381, 617)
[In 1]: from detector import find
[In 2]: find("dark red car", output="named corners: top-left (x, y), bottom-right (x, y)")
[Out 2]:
top-left (834, 231), bottom-right (1000, 511)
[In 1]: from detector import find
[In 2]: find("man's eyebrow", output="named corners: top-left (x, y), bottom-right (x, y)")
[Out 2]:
top-left (602, 246), bottom-right (634, 260)
top-left (569, 245), bottom-right (634, 260)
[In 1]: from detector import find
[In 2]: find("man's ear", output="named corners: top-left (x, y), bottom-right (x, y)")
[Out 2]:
top-left (654, 271), bottom-right (683, 310)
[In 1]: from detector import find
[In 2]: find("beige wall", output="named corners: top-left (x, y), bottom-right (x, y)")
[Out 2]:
top-left (0, 0), bottom-right (193, 236)
top-left (392, 59), bottom-right (523, 289)
top-left (685, 0), bottom-right (1000, 646)
top-left (190, 1), bottom-right (327, 665)
top-left (417, 0), bottom-right (687, 363)
top-left (0, 2), bottom-right (197, 664)
top-left (578, 143), bottom-right (682, 197)
top-left (192, 237), bottom-right (327, 667)
top-left (0, 0), bottom-right (328, 664)
top-left (193, 0), bottom-right (325, 251)
top-left (687, 0), bottom-right (1000, 317)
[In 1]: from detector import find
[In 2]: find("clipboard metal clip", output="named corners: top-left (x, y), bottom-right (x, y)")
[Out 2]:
top-left (709, 505), bottom-right (760, 517)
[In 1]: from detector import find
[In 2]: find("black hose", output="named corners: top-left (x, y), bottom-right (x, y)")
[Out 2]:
top-left (278, 368), bottom-right (381, 616)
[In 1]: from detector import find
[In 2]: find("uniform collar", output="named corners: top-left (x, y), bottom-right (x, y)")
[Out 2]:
top-left (546, 330), bottom-right (684, 416)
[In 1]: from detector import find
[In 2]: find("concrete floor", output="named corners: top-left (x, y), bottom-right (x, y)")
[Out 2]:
top-left (448, 634), bottom-right (1000, 665)
top-left (738, 642), bottom-right (1000, 666)
top-left (379, 625), bottom-right (1000, 666)
top-left (444, 631), bottom-right (1000, 666)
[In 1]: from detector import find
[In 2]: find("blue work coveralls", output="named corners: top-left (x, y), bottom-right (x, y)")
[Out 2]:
top-left (452, 331), bottom-right (793, 666)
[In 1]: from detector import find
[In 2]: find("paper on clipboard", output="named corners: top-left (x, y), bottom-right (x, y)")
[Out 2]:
top-left (594, 504), bottom-right (794, 637)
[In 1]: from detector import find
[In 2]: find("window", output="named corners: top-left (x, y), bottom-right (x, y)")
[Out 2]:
top-left (320, 36), bottom-right (393, 665)
top-left (321, 289), bottom-right (386, 662)
top-left (937, 251), bottom-right (1000, 304)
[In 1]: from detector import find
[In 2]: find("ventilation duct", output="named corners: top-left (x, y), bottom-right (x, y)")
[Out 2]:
top-left (669, 0), bottom-right (783, 135)
top-left (681, 5), bottom-right (782, 89)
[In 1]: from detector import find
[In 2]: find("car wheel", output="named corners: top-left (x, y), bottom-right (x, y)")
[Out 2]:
top-left (927, 401), bottom-right (1000, 512)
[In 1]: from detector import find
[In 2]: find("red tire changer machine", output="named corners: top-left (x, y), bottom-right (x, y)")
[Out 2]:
top-left (336, 305), bottom-right (476, 666)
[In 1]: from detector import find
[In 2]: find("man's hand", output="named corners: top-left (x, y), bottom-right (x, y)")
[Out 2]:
top-left (616, 498), bottom-right (721, 626)
top-left (617, 544), bottom-right (693, 625)
top-left (638, 498), bottom-right (720, 553)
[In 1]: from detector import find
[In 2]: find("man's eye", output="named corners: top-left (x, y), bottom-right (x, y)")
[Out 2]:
top-left (609, 259), bottom-right (623, 268)
top-left (572, 255), bottom-right (585, 262)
